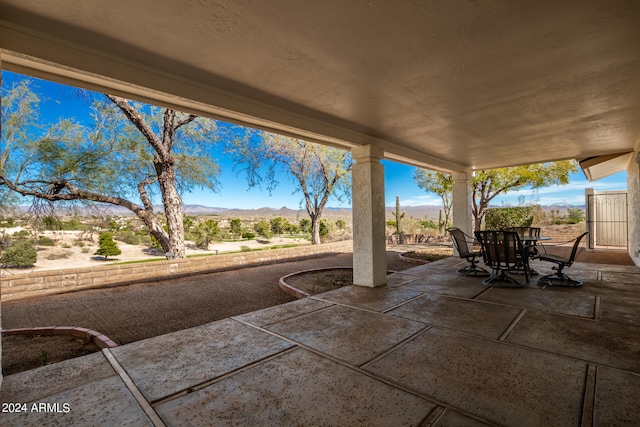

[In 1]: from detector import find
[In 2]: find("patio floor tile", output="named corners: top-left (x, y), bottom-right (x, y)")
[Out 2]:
top-left (109, 318), bottom-right (294, 402)
top-left (579, 279), bottom-right (640, 301)
top-left (477, 287), bottom-right (596, 318)
top-left (432, 409), bottom-right (492, 426)
top-left (266, 305), bottom-right (425, 366)
top-left (394, 275), bottom-right (487, 298)
top-left (0, 376), bottom-right (152, 426)
top-left (593, 366), bottom-right (640, 426)
top-left (599, 296), bottom-right (640, 327)
top-left (156, 348), bottom-right (436, 426)
top-left (506, 310), bottom-right (640, 373)
top-left (311, 285), bottom-right (423, 312)
top-left (601, 271), bottom-right (640, 284)
top-left (398, 259), bottom-right (466, 275)
top-left (0, 352), bottom-right (115, 403)
top-left (385, 272), bottom-right (422, 286)
top-left (367, 327), bottom-right (587, 426)
top-left (388, 293), bottom-right (522, 339)
top-left (234, 298), bottom-right (333, 327)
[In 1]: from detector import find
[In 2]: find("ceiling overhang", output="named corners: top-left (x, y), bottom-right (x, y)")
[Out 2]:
top-left (579, 152), bottom-right (634, 181)
top-left (1, 1), bottom-right (639, 175)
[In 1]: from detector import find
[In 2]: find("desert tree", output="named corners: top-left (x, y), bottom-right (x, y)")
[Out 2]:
top-left (229, 218), bottom-right (243, 238)
top-left (413, 162), bottom-right (577, 231)
top-left (232, 132), bottom-right (352, 244)
top-left (471, 162), bottom-right (577, 230)
top-left (0, 77), bottom-right (220, 258)
top-left (413, 170), bottom-right (453, 231)
top-left (194, 219), bottom-right (221, 249)
top-left (94, 232), bottom-right (121, 260)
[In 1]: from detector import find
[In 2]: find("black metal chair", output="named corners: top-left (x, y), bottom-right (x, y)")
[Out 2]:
top-left (506, 227), bottom-right (542, 258)
top-left (446, 227), bottom-right (490, 277)
top-left (475, 230), bottom-right (530, 287)
top-left (537, 231), bottom-right (589, 287)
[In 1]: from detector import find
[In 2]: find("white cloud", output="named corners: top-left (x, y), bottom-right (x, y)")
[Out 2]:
top-left (398, 194), bottom-right (443, 206)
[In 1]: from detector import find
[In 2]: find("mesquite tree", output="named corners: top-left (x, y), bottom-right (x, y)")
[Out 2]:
top-left (0, 76), bottom-right (220, 258)
top-left (232, 132), bottom-right (352, 244)
top-left (413, 163), bottom-right (577, 231)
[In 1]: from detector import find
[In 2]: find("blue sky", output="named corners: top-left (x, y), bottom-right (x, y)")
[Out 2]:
top-left (2, 71), bottom-right (628, 210)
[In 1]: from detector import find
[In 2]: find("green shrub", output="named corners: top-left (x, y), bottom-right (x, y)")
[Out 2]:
top-left (46, 251), bottom-right (72, 260)
top-left (1, 239), bottom-right (37, 267)
top-left (37, 236), bottom-right (56, 246)
top-left (319, 219), bottom-right (331, 237)
top-left (299, 219), bottom-right (311, 233)
top-left (420, 220), bottom-right (438, 230)
top-left (240, 245), bottom-right (252, 252)
top-left (484, 207), bottom-right (534, 230)
top-left (241, 231), bottom-right (256, 239)
top-left (114, 230), bottom-right (139, 245)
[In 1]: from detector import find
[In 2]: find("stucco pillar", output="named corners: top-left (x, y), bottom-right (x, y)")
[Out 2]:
top-left (452, 171), bottom-right (474, 253)
top-left (351, 145), bottom-right (387, 287)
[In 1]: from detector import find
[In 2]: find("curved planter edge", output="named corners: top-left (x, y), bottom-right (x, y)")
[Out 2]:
top-left (279, 266), bottom-right (398, 300)
top-left (398, 252), bottom-right (430, 264)
top-left (2, 326), bottom-right (118, 349)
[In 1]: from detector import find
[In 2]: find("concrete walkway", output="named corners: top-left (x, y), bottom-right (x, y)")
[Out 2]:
top-left (1, 257), bottom-right (639, 426)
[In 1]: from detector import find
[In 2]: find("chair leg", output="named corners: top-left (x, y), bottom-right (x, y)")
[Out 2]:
top-left (458, 258), bottom-right (490, 277)
top-left (537, 264), bottom-right (583, 286)
top-left (482, 268), bottom-right (525, 287)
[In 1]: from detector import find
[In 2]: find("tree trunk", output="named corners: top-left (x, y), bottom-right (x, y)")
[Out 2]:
top-left (136, 209), bottom-right (171, 253)
top-left (310, 215), bottom-right (321, 245)
top-left (155, 156), bottom-right (185, 258)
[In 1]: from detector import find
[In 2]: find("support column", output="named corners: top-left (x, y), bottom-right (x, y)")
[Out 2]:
top-left (351, 145), bottom-right (386, 287)
top-left (452, 171), bottom-right (474, 254)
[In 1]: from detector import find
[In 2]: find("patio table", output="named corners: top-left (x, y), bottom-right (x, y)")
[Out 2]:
top-left (518, 235), bottom-right (552, 275)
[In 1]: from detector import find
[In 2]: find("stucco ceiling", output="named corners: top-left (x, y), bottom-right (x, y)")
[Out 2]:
top-left (1, 0), bottom-right (639, 172)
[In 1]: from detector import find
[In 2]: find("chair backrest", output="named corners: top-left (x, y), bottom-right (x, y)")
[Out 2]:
top-left (566, 231), bottom-right (590, 266)
top-left (506, 227), bottom-right (540, 238)
top-left (447, 227), bottom-right (473, 257)
top-left (475, 230), bottom-right (524, 269)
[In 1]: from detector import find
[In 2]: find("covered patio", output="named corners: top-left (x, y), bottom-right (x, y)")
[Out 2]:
top-left (1, 256), bottom-right (639, 425)
top-left (1, 1), bottom-right (640, 423)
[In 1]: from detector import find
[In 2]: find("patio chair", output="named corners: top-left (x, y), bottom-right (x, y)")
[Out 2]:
top-left (475, 230), bottom-right (530, 287)
top-left (536, 231), bottom-right (589, 287)
top-left (506, 227), bottom-right (541, 258)
top-left (446, 227), bottom-right (490, 277)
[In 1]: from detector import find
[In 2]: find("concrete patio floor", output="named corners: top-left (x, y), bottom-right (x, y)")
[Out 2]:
top-left (1, 256), bottom-right (639, 426)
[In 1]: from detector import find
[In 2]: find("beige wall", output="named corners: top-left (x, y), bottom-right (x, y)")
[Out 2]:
top-left (627, 150), bottom-right (640, 267)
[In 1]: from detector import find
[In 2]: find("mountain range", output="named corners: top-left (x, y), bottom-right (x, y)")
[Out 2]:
top-left (9, 203), bottom-right (583, 219)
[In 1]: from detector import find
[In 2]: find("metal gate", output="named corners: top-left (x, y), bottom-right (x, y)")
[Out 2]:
top-left (585, 189), bottom-right (628, 249)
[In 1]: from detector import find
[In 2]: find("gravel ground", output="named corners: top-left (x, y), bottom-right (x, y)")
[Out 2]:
top-left (1, 246), bottom-right (422, 345)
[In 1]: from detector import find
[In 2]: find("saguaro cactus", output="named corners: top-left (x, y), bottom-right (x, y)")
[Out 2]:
top-left (390, 195), bottom-right (406, 235)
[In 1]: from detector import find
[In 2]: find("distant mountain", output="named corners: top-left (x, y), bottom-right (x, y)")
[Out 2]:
top-left (9, 202), bottom-right (585, 219)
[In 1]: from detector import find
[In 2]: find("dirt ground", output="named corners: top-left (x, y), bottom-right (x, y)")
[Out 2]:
top-left (1, 245), bottom-right (424, 376)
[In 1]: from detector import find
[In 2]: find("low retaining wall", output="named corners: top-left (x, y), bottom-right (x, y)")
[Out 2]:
top-left (1, 241), bottom-right (353, 302)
